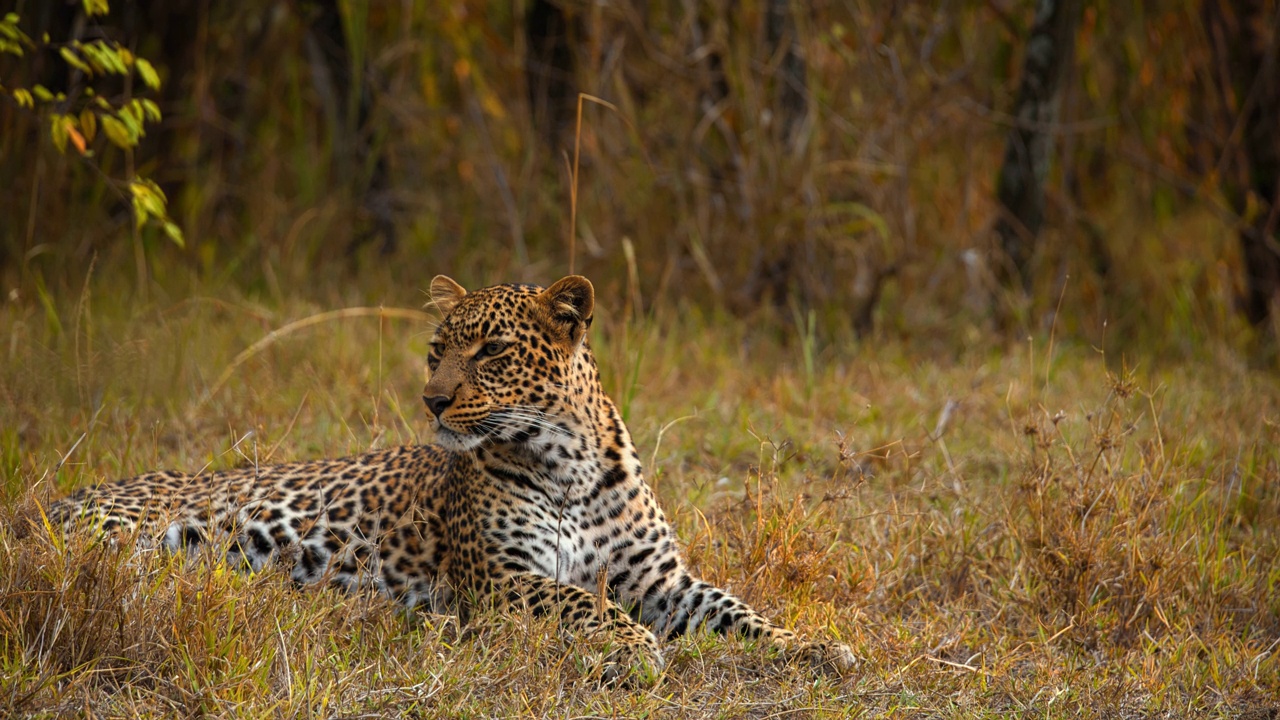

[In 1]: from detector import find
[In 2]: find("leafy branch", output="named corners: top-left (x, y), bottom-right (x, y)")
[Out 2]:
top-left (0, 3), bottom-right (182, 248)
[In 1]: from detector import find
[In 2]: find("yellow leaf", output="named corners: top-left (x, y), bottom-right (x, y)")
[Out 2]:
top-left (135, 57), bottom-right (161, 91)
top-left (79, 108), bottom-right (97, 142)
top-left (140, 99), bottom-right (161, 123)
top-left (116, 108), bottom-right (144, 139)
top-left (163, 220), bottom-right (185, 248)
top-left (131, 178), bottom-right (169, 225)
top-left (59, 46), bottom-right (92, 75)
top-left (12, 87), bottom-right (32, 108)
top-left (103, 44), bottom-right (128, 74)
top-left (121, 100), bottom-right (142, 125)
top-left (82, 0), bottom-right (110, 17)
top-left (101, 114), bottom-right (133, 148)
top-left (131, 195), bottom-right (148, 228)
top-left (50, 115), bottom-right (68, 153)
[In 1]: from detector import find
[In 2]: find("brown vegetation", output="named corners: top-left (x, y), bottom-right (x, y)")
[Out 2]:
top-left (2, 2), bottom-right (1275, 343)
top-left (2, 284), bottom-right (1278, 716)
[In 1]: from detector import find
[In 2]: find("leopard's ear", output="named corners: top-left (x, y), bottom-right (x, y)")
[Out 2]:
top-left (429, 275), bottom-right (468, 315)
top-left (540, 275), bottom-right (595, 345)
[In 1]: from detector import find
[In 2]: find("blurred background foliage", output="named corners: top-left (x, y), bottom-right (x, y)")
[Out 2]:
top-left (1, 0), bottom-right (1278, 358)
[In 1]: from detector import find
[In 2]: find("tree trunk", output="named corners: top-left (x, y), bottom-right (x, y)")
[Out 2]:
top-left (1203, 0), bottom-right (1280, 327)
top-left (304, 0), bottom-right (397, 255)
top-left (994, 0), bottom-right (1080, 290)
top-left (765, 0), bottom-right (807, 146)
top-left (525, 0), bottom-right (577, 151)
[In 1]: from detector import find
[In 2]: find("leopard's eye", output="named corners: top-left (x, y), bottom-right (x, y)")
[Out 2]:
top-left (476, 341), bottom-right (506, 359)
top-left (427, 343), bottom-right (445, 370)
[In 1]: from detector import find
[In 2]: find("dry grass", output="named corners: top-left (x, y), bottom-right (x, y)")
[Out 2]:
top-left (2, 275), bottom-right (1278, 718)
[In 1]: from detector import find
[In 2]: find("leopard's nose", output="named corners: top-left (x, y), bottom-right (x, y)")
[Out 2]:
top-left (423, 394), bottom-right (453, 418)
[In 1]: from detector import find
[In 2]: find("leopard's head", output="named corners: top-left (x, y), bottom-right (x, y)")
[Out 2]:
top-left (422, 275), bottom-right (595, 452)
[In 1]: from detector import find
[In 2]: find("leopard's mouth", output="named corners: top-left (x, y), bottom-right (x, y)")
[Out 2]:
top-left (434, 405), bottom-right (562, 451)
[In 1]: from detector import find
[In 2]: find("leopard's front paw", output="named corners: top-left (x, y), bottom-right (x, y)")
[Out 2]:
top-left (597, 640), bottom-right (666, 688)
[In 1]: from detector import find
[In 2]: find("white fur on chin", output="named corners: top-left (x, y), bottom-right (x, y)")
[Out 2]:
top-left (433, 426), bottom-right (484, 452)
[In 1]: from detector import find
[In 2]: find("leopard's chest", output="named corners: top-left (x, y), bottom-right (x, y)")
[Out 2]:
top-left (470, 468), bottom-right (646, 592)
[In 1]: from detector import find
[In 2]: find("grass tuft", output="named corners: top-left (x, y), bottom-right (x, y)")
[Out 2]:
top-left (2, 280), bottom-right (1278, 716)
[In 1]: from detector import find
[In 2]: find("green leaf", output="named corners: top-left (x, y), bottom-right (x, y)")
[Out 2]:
top-left (120, 100), bottom-right (141, 126)
top-left (77, 42), bottom-right (117, 75)
top-left (101, 115), bottom-right (134, 148)
top-left (32, 272), bottom-right (63, 338)
top-left (163, 221), bottom-right (185, 248)
top-left (32, 84), bottom-right (53, 102)
top-left (130, 196), bottom-right (149, 228)
top-left (0, 14), bottom-right (28, 50)
top-left (140, 98), bottom-right (161, 123)
top-left (141, 192), bottom-right (165, 221)
top-left (117, 106), bottom-right (144, 138)
top-left (50, 114), bottom-right (69, 154)
top-left (135, 57), bottom-right (160, 90)
top-left (129, 179), bottom-right (174, 233)
top-left (82, 0), bottom-right (110, 17)
top-left (79, 109), bottom-right (97, 142)
top-left (11, 87), bottom-right (32, 109)
top-left (59, 46), bottom-right (92, 75)
top-left (98, 42), bottom-right (128, 74)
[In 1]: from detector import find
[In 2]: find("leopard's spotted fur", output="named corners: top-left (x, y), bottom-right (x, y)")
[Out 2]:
top-left (48, 275), bottom-right (855, 684)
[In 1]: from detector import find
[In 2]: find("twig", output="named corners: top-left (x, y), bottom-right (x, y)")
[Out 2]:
top-left (568, 93), bottom-right (619, 275)
top-left (926, 655), bottom-right (986, 674)
top-left (648, 411), bottom-right (698, 494)
top-left (190, 306), bottom-right (433, 417)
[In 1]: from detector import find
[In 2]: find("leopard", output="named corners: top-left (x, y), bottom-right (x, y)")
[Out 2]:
top-left (44, 274), bottom-right (856, 685)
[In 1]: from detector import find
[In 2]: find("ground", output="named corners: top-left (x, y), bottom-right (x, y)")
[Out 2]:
top-left (1, 273), bottom-right (1278, 718)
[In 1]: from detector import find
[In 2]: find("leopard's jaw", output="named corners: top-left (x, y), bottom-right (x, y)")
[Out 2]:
top-left (432, 424), bottom-right (486, 452)
top-left (434, 406), bottom-right (580, 459)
